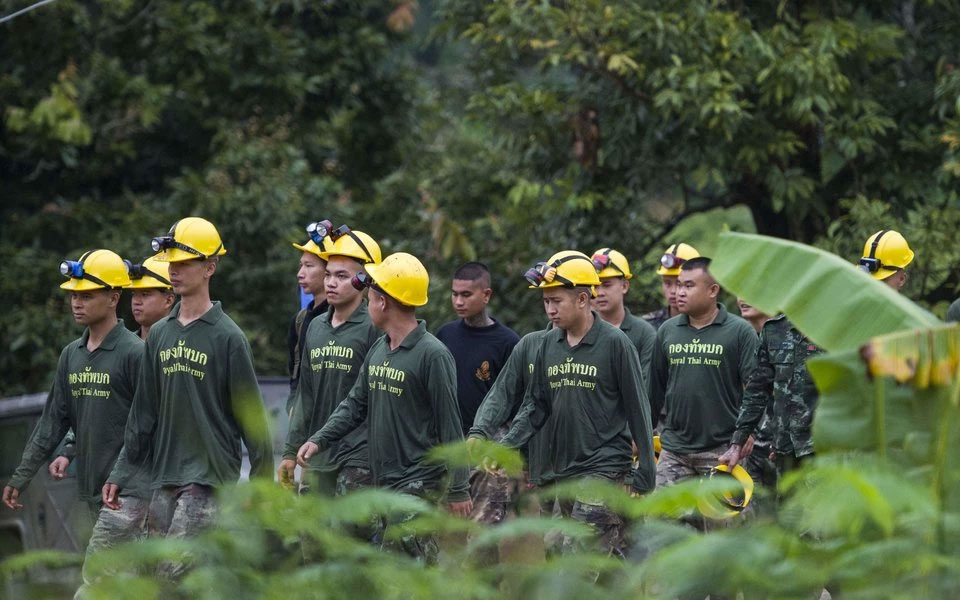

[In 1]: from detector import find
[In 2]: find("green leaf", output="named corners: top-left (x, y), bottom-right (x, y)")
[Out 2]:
top-left (711, 232), bottom-right (940, 353)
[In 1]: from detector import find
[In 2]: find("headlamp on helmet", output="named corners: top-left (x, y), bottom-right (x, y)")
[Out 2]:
top-left (124, 259), bottom-right (171, 286)
top-left (523, 262), bottom-right (549, 287)
top-left (660, 253), bottom-right (686, 270)
top-left (351, 271), bottom-right (373, 291)
top-left (60, 260), bottom-right (84, 278)
top-left (306, 220), bottom-right (334, 246)
top-left (591, 253), bottom-right (611, 272)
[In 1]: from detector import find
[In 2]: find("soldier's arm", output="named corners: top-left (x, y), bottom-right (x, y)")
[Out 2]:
top-left (57, 429), bottom-right (76, 461)
top-left (428, 350), bottom-right (470, 503)
top-left (229, 339), bottom-right (274, 480)
top-left (731, 327), bottom-right (773, 446)
top-left (500, 342), bottom-right (550, 449)
top-left (109, 341), bottom-right (159, 487)
top-left (617, 339), bottom-right (656, 494)
top-left (7, 354), bottom-right (72, 492)
top-left (309, 354), bottom-right (371, 449)
top-left (284, 369), bottom-right (316, 461)
top-left (648, 328), bottom-right (669, 429)
top-left (469, 338), bottom-right (527, 439)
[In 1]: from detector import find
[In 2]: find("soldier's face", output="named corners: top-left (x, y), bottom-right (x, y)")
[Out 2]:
top-left (543, 288), bottom-right (588, 330)
top-left (676, 268), bottom-right (718, 316)
top-left (70, 289), bottom-right (118, 325)
top-left (167, 258), bottom-right (214, 296)
top-left (131, 289), bottom-right (174, 327)
top-left (450, 279), bottom-right (490, 319)
top-left (298, 252), bottom-right (326, 297)
top-left (660, 276), bottom-right (679, 309)
top-left (324, 257), bottom-right (363, 308)
top-left (593, 278), bottom-right (628, 313)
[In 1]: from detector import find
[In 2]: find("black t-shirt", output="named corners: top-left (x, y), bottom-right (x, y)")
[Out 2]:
top-left (436, 318), bottom-right (520, 434)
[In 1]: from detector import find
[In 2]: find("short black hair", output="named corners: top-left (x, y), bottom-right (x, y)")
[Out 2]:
top-left (453, 262), bottom-right (491, 287)
top-left (681, 256), bottom-right (718, 287)
top-left (681, 256), bottom-right (711, 271)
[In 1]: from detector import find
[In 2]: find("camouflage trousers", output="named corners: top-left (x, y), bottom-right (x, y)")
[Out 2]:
top-left (468, 468), bottom-right (517, 526)
top-left (335, 466), bottom-right (374, 496)
top-left (74, 497), bottom-right (149, 600)
top-left (656, 444), bottom-right (741, 530)
top-left (551, 473), bottom-right (629, 560)
top-left (371, 492), bottom-right (439, 565)
top-left (148, 484), bottom-right (217, 579)
top-left (742, 443), bottom-right (777, 520)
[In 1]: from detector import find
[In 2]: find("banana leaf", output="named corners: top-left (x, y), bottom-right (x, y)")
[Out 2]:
top-left (710, 232), bottom-right (940, 353)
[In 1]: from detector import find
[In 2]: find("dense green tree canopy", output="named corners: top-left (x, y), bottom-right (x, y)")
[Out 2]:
top-left (2, 0), bottom-right (959, 396)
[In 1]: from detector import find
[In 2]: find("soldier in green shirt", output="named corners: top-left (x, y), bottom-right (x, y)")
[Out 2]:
top-left (104, 217), bottom-right (273, 578)
top-left (649, 257), bottom-right (759, 527)
top-left (2, 249), bottom-right (151, 595)
top-left (503, 250), bottom-right (656, 559)
top-left (279, 227), bottom-right (382, 495)
top-left (48, 255), bottom-right (176, 482)
top-left (297, 252), bottom-right (472, 561)
top-left (642, 242), bottom-right (701, 330)
top-left (590, 247), bottom-right (657, 386)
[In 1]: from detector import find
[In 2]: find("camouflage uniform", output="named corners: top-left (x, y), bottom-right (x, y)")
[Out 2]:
top-left (554, 473), bottom-right (629, 559)
top-left (335, 466), bottom-right (373, 496)
top-left (642, 306), bottom-right (672, 331)
top-left (74, 498), bottom-right (149, 598)
top-left (371, 490), bottom-right (439, 565)
top-left (148, 484), bottom-right (217, 579)
top-left (469, 425), bottom-right (517, 526)
top-left (731, 316), bottom-right (823, 475)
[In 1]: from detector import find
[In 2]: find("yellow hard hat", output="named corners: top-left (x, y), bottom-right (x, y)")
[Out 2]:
top-left (60, 249), bottom-right (131, 291)
top-left (364, 252), bottom-right (429, 306)
top-left (859, 230), bottom-right (914, 280)
top-left (591, 247), bottom-right (633, 279)
top-left (293, 219), bottom-right (335, 259)
top-left (656, 242), bottom-right (700, 276)
top-left (126, 255), bottom-right (172, 289)
top-left (653, 435), bottom-right (662, 462)
top-left (697, 464), bottom-right (754, 520)
top-left (524, 250), bottom-right (601, 296)
top-left (319, 227), bottom-right (382, 264)
top-left (152, 217), bottom-right (227, 263)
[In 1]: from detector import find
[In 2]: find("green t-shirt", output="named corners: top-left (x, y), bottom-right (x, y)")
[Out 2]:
top-left (650, 303), bottom-right (760, 454)
top-left (284, 302), bottom-right (380, 471)
top-left (6, 322), bottom-right (150, 505)
top-left (468, 329), bottom-right (555, 485)
top-left (109, 301), bottom-right (273, 489)
top-left (619, 308), bottom-right (657, 387)
top-left (503, 314), bottom-right (656, 493)
top-left (309, 321), bottom-right (470, 502)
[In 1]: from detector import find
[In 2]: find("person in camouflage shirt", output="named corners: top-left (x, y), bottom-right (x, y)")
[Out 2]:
top-left (720, 315), bottom-right (824, 480)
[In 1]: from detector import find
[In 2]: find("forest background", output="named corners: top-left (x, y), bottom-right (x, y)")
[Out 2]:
top-left (3, 0), bottom-right (960, 397)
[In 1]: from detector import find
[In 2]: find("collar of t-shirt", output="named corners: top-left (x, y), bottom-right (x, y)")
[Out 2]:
top-left (675, 302), bottom-right (729, 329)
top-left (549, 311), bottom-right (602, 348)
top-left (321, 299), bottom-right (368, 327)
top-left (457, 317), bottom-right (502, 334)
top-left (165, 300), bottom-right (225, 326)
top-left (385, 319), bottom-right (428, 350)
top-left (619, 308), bottom-right (638, 331)
top-left (77, 319), bottom-right (127, 352)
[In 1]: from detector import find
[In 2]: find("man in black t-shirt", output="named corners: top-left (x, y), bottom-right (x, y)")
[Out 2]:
top-left (436, 262), bottom-right (519, 527)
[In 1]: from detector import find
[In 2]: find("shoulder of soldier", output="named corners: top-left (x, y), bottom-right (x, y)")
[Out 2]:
top-left (641, 306), bottom-right (667, 321)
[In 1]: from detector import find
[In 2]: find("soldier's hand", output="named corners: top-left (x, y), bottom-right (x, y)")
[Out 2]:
top-left (448, 499), bottom-right (473, 518)
top-left (296, 442), bottom-right (319, 468)
top-left (2, 485), bottom-right (23, 510)
top-left (101, 483), bottom-right (123, 510)
top-left (49, 456), bottom-right (70, 480)
top-left (719, 444), bottom-right (742, 470)
top-left (277, 459), bottom-right (297, 491)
